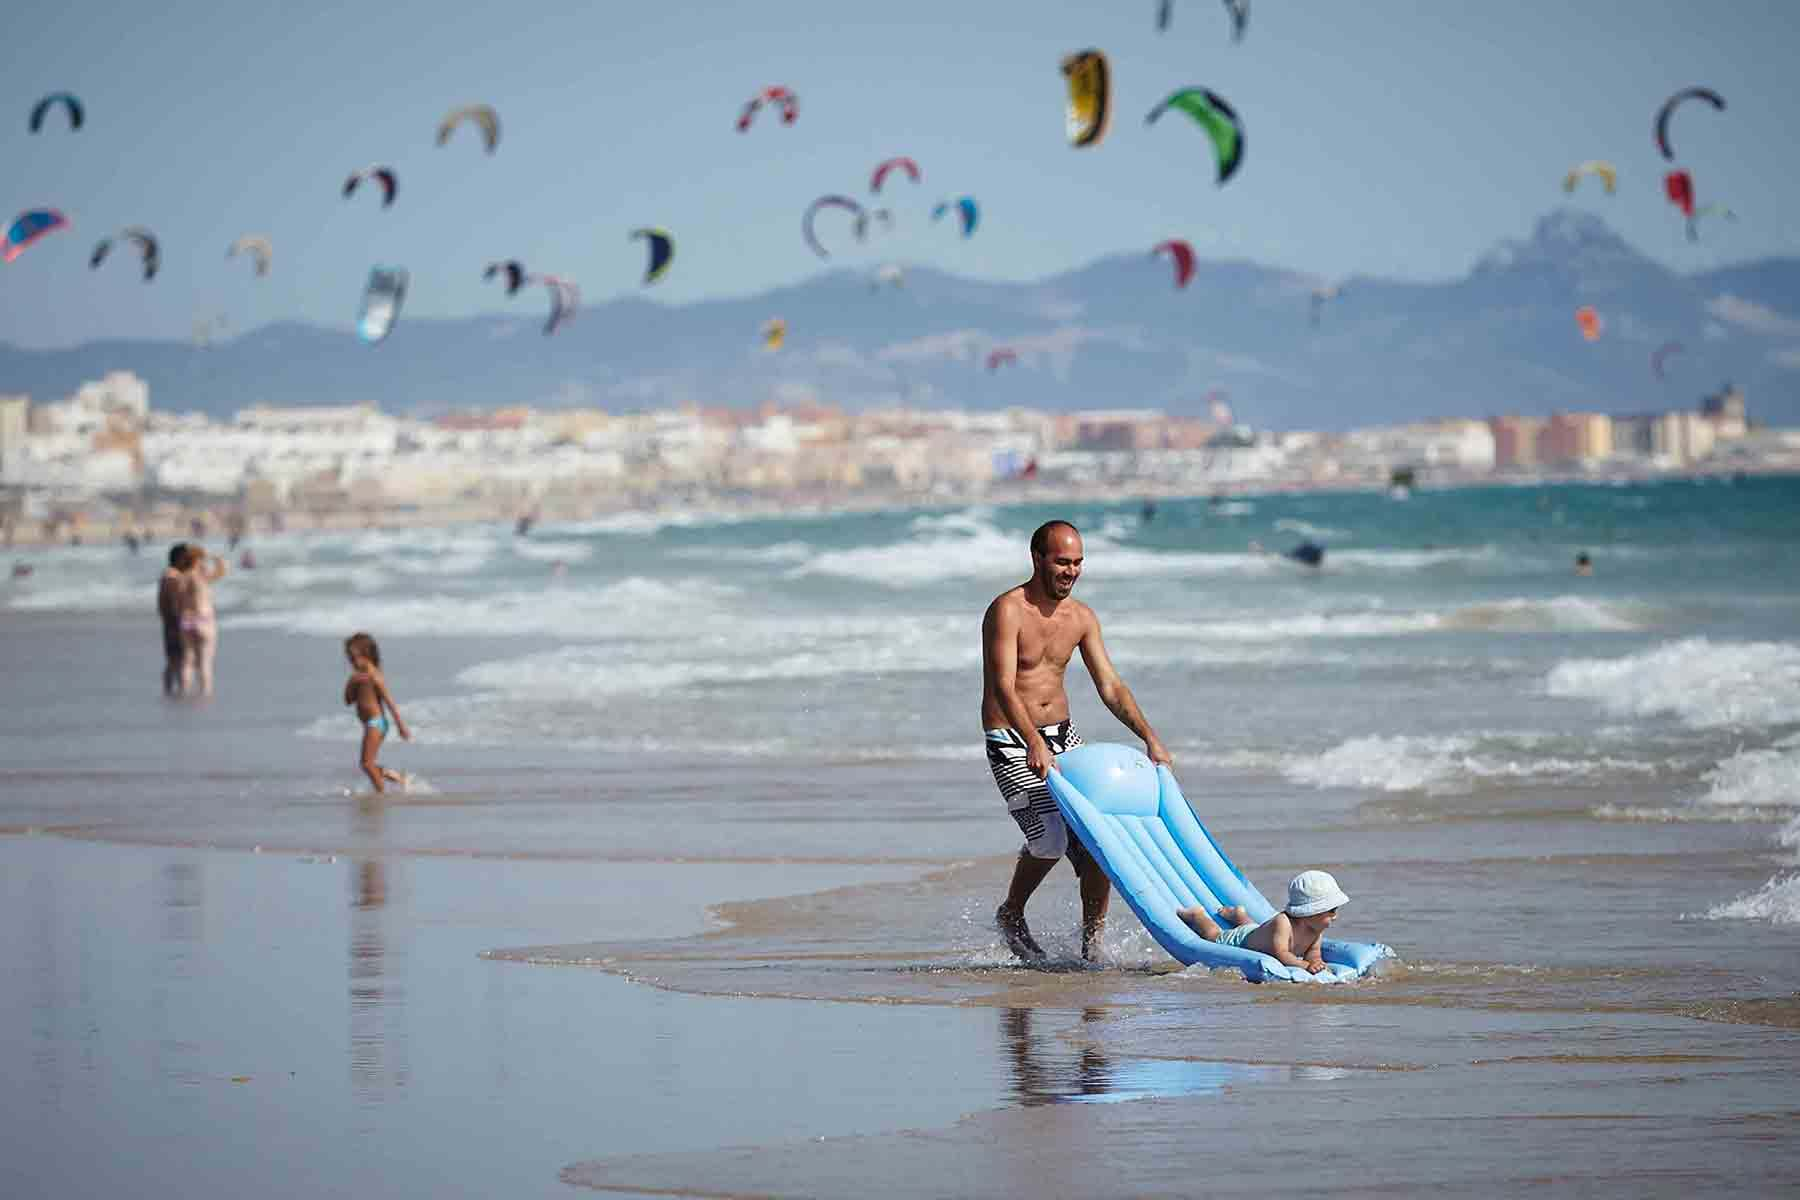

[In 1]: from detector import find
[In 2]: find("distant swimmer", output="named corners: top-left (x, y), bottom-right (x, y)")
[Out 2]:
top-left (343, 632), bottom-right (412, 794)
top-left (1574, 551), bottom-right (1593, 576)
top-left (10, 562), bottom-right (32, 579)
top-left (1140, 498), bottom-right (1157, 523)
top-left (1288, 540), bottom-right (1326, 568)
top-left (1249, 539), bottom-right (1325, 568)
top-left (515, 511), bottom-right (537, 538)
top-left (982, 519), bottom-right (1172, 962)
top-left (239, 549), bottom-right (257, 570)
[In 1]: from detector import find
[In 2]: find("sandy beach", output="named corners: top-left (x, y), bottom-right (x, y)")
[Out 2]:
top-left (4, 483), bottom-right (1799, 1196)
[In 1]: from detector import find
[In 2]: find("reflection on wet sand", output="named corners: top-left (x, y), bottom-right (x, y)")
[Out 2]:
top-left (152, 861), bottom-right (203, 1090)
top-left (350, 797), bottom-right (407, 1108)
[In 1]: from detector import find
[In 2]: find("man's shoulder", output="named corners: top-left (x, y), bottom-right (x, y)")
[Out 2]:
top-left (984, 584), bottom-right (1028, 615)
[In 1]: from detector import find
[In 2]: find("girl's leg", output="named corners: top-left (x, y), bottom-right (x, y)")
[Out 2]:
top-left (197, 629), bottom-right (217, 695)
top-left (359, 726), bottom-right (387, 793)
top-left (180, 631), bottom-right (199, 693)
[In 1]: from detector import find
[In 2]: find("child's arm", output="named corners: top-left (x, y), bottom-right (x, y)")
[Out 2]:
top-left (373, 672), bottom-right (411, 740)
top-left (1266, 916), bottom-right (1325, 972)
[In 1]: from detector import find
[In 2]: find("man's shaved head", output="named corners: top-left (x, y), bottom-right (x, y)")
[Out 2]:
top-left (1029, 520), bottom-right (1079, 558)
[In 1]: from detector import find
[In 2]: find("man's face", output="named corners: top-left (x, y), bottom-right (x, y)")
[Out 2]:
top-left (1034, 529), bottom-right (1084, 599)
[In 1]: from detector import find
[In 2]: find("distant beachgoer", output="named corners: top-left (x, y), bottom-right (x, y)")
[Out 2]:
top-left (1176, 870), bottom-right (1349, 975)
top-left (123, 529), bottom-right (141, 555)
top-left (343, 632), bottom-right (411, 793)
top-left (189, 516), bottom-right (208, 538)
top-left (158, 542), bottom-right (190, 696)
top-left (1249, 539), bottom-right (1325, 569)
top-left (239, 549), bottom-right (257, 570)
top-left (177, 543), bottom-right (227, 696)
top-left (983, 519), bottom-right (1172, 962)
top-left (1140, 499), bottom-right (1157, 523)
top-left (515, 511), bottom-right (537, 538)
top-left (10, 562), bottom-right (32, 579)
top-left (1287, 540), bottom-right (1326, 567)
top-left (1574, 552), bottom-right (1593, 576)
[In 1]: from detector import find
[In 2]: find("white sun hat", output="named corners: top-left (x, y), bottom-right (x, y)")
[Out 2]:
top-left (1285, 870), bottom-right (1349, 917)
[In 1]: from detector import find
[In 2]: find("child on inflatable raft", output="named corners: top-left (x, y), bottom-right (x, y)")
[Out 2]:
top-left (1177, 870), bottom-right (1348, 976)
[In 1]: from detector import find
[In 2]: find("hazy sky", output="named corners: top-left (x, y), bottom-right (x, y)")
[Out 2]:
top-left (3, 0), bottom-right (1795, 349)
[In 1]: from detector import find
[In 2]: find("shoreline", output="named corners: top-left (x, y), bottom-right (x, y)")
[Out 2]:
top-left (4, 463), bottom-right (1792, 552)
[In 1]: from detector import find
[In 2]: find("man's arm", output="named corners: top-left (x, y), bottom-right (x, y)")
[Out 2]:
top-left (982, 596), bottom-right (1053, 778)
top-left (1076, 610), bottom-right (1172, 766)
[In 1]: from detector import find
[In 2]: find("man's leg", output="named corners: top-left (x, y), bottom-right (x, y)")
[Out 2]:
top-left (1072, 842), bottom-right (1111, 960)
top-left (996, 849), bottom-right (1057, 959)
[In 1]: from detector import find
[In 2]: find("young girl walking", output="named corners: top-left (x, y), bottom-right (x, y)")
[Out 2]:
top-left (343, 632), bottom-right (411, 792)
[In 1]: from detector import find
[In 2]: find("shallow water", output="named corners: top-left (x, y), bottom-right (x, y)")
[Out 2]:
top-left (3, 480), bottom-right (1799, 1194)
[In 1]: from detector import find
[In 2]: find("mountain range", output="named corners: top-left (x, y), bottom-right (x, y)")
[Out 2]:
top-left (4, 209), bottom-right (1799, 430)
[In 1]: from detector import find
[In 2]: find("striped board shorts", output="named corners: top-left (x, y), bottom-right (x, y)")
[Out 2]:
top-left (986, 720), bottom-right (1085, 861)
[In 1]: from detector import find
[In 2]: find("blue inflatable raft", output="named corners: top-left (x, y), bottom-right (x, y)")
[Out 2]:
top-left (1045, 743), bottom-right (1393, 983)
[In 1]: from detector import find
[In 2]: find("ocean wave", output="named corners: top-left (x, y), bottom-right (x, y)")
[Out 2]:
top-left (668, 540), bottom-right (815, 564)
top-left (228, 576), bottom-right (743, 637)
top-left (1274, 518), bottom-right (1350, 540)
top-left (1327, 546), bottom-right (1500, 570)
top-left (789, 523), bottom-right (1026, 586)
top-left (3, 580), bottom-right (149, 612)
top-left (1284, 733), bottom-right (1666, 795)
top-left (1698, 743), bottom-right (1800, 809)
top-left (552, 509), bottom-right (748, 537)
top-left (1697, 874), bottom-right (1800, 924)
top-left (510, 539), bottom-right (595, 563)
top-left (1546, 638), bottom-right (1800, 730)
top-left (1179, 595), bottom-right (1645, 642)
top-left (453, 617), bottom-right (980, 696)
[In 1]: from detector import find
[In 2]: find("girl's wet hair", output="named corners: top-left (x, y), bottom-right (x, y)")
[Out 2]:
top-left (345, 632), bottom-right (381, 667)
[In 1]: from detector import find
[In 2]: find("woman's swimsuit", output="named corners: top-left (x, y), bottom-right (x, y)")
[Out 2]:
top-left (364, 714), bottom-right (391, 736)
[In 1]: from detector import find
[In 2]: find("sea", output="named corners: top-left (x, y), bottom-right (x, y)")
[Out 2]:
top-left (3, 477), bottom-right (1798, 1196)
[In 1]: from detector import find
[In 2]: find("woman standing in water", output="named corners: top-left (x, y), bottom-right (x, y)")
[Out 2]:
top-left (178, 543), bottom-right (228, 696)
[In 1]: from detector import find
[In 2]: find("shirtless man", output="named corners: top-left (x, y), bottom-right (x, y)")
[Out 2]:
top-left (982, 520), bottom-right (1172, 961)
top-left (157, 543), bottom-right (190, 696)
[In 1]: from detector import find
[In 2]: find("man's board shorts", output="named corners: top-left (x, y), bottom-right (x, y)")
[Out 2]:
top-left (986, 720), bottom-right (1087, 861)
top-left (162, 619), bottom-right (182, 660)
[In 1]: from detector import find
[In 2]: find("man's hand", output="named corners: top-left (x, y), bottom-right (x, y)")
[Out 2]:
top-left (1026, 736), bottom-right (1054, 780)
top-left (1145, 736), bottom-right (1174, 767)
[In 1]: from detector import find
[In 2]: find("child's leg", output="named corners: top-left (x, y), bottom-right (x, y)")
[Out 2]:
top-left (1177, 905), bottom-right (1254, 942)
top-left (359, 725), bottom-right (388, 793)
top-left (1177, 906), bottom-right (1224, 941)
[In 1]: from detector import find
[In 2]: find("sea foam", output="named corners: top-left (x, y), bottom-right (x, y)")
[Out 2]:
top-left (1283, 733), bottom-right (1664, 794)
top-left (1700, 874), bottom-right (1800, 924)
top-left (1546, 638), bottom-right (1800, 730)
